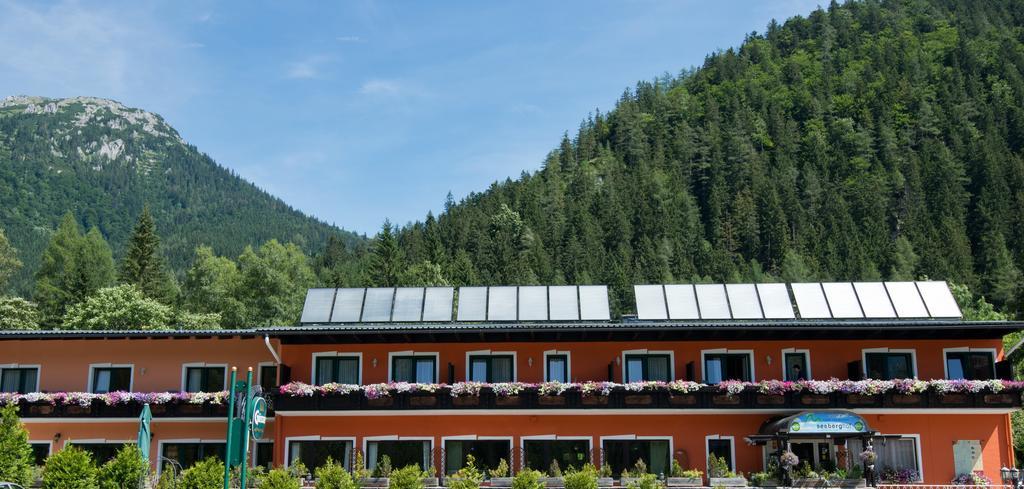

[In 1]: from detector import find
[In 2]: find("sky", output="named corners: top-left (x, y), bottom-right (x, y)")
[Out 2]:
top-left (0, 0), bottom-right (822, 236)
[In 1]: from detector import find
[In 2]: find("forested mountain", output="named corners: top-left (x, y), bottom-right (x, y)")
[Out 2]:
top-left (384, 0), bottom-right (1024, 317)
top-left (0, 96), bottom-right (361, 294)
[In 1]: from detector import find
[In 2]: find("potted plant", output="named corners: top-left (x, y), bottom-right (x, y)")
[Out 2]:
top-left (489, 459), bottom-right (513, 487)
top-left (422, 465), bottom-right (440, 487)
top-left (562, 464), bottom-right (598, 489)
top-left (512, 469), bottom-right (546, 489)
top-left (619, 460), bottom-right (647, 487)
top-left (667, 460), bottom-right (702, 487)
top-left (539, 460), bottom-right (563, 487)
top-left (447, 455), bottom-right (484, 489)
top-left (597, 463), bottom-right (614, 487)
top-left (707, 454), bottom-right (746, 487)
top-left (747, 472), bottom-right (778, 488)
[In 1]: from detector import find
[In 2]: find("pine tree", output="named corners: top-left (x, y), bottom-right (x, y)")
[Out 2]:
top-left (367, 220), bottom-right (403, 287)
top-left (0, 227), bottom-right (21, 293)
top-left (0, 404), bottom-right (33, 486)
top-left (119, 206), bottom-right (177, 302)
top-left (34, 213), bottom-right (116, 325)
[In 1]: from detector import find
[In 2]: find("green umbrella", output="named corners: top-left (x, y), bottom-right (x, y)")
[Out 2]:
top-left (137, 404), bottom-right (152, 462)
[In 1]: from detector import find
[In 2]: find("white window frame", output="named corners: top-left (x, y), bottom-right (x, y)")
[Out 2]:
top-left (252, 438), bottom-right (274, 466)
top-left (311, 352), bottom-right (363, 385)
top-left (157, 438), bottom-right (226, 475)
top-left (441, 435), bottom-right (514, 472)
top-left (465, 350), bottom-right (517, 382)
top-left (543, 350), bottom-right (572, 383)
top-left (180, 363), bottom-right (228, 392)
top-left (284, 435), bottom-right (356, 469)
top-left (861, 348), bottom-right (918, 379)
top-left (780, 348), bottom-right (812, 380)
top-left (599, 435), bottom-right (674, 473)
top-left (28, 440), bottom-right (53, 461)
top-left (387, 351), bottom-right (441, 383)
top-left (87, 363), bottom-right (134, 393)
top-left (256, 361), bottom-right (277, 388)
top-left (520, 435), bottom-right (594, 470)
top-left (856, 434), bottom-right (923, 483)
top-left (621, 349), bottom-right (675, 382)
top-left (0, 364), bottom-right (41, 392)
top-left (363, 435), bottom-right (434, 470)
top-left (700, 349), bottom-right (755, 383)
top-left (942, 348), bottom-right (998, 380)
top-left (705, 434), bottom-right (736, 472)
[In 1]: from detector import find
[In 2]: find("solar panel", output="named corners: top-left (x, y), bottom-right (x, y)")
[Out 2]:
top-left (391, 287), bottom-right (425, 322)
top-left (695, 284), bottom-right (731, 319)
top-left (634, 285), bottom-right (667, 320)
top-left (726, 284), bottom-right (763, 319)
top-left (916, 281), bottom-right (961, 318)
top-left (579, 285), bottom-right (611, 320)
top-left (664, 284), bottom-right (699, 319)
top-left (885, 281), bottom-right (929, 318)
top-left (822, 282), bottom-right (863, 318)
top-left (421, 287), bottom-right (454, 321)
top-left (791, 283), bottom-right (831, 319)
top-left (331, 288), bottom-right (365, 323)
top-left (360, 288), bottom-right (395, 322)
top-left (487, 286), bottom-right (518, 321)
top-left (518, 286), bottom-right (548, 321)
top-left (548, 286), bottom-right (580, 321)
top-left (300, 288), bottom-right (336, 323)
top-left (852, 282), bottom-right (896, 318)
top-left (756, 283), bottom-right (795, 319)
top-left (457, 287), bottom-right (487, 321)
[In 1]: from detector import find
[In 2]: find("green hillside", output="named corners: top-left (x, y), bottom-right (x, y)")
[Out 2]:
top-left (388, 0), bottom-right (1024, 317)
top-left (0, 96), bottom-right (361, 295)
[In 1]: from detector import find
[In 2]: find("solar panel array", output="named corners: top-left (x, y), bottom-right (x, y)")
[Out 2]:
top-left (633, 281), bottom-right (961, 320)
top-left (300, 285), bottom-right (611, 323)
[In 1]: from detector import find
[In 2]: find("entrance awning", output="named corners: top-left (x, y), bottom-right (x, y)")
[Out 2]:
top-left (748, 411), bottom-right (876, 443)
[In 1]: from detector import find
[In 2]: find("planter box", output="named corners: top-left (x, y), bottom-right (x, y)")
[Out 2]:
top-left (538, 395), bottom-right (567, 406)
top-left (831, 479), bottom-right (866, 488)
top-left (538, 477), bottom-right (563, 487)
top-left (452, 396), bottom-right (480, 407)
top-left (495, 395), bottom-right (522, 407)
top-left (597, 477), bottom-right (614, 487)
top-left (149, 404), bottom-right (168, 415)
top-left (798, 394), bottom-right (831, 406)
top-left (367, 397), bottom-right (395, 407)
top-left (175, 403), bottom-right (204, 415)
top-left (26, 404), bottom-right (54, 416)
top-left (983, 393), bottom-right (1018, 406)
top-left (709, 477), bottom-right (747, 487)
top-left (749, 479), bottom-right (779, 487)
top-left (666, 477), bottom-right (703, 487)
top-left (581, 395), bottom-right (609, 406)
top-left (620, 477), bottom-right (639, 487)
top-left (624, 394), bottom-right (653, 406)
top-left (845, 394), bottom-right (880, 406)
top-left (421, 477), bottom-right (440, 487)
top-left (668, 394), bottom-right (697, 406)
top-left (489, 477), bottom-right (513, 487)
top-left (360, 477), bottom-right (390, 487)
top-left (755, 394), bottom-right (786, 406)
top-left (890, 394), bottom-right (923, 405)
top-left (792, 479), bottom-right (823, 487)
top-left (409, 394), bottom-right (438, 408)
top-left (934, 393), bottom-right (970, 406)
top-left (711, 394), bottom-right (741, 406)
top-left (320, 395), bottom-right (360, 410)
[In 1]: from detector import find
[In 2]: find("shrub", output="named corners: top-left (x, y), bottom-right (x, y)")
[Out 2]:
top-left (562, 464), bottom-right (597, 489)
top-left (707, 455), bottom-right (736, 479)
top-left (42, 445), bottom-right (98, 489)
top-left (489, 458), bottom-right (510, 478)
top-left (179, 457), bottom-right (224, 489)
top-left (353, 451), bottom-right (369, 480)
top-left (598, 464), bottom-right (612, 478)
top-left (548, 460), bottom-right (562, 477)
top-left (512, 469), bottom-right (545, 489)
top-left (447, 455), bottom-right (483, 489)
top-left (316, 458), bottom-right (356, 489)
top-left (373, 455), bottom-right (393, 478)
top-left (287, 460), bottom-right (309, 480)
top-left (98, 444), bottom-right (148, 489)
top-left (391, 465), bottom-right (426, 489)
top-left (0, 404), bottom-right (34, 486)
top-left (626, 473), bottom-right (660, 489)
top-left (748, 472), bottom-right (772, 487)
top-left (632, 459), bottom-right (647, 475)
top-left (154, 468), bottom-right (177, 489)
top-left (262, 468), bottom-right (302, 489)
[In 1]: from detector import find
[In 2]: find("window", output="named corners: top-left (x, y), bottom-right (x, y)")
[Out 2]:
top-left (30, 443), bottom-right (50, 465)
top-left (367, 440), bottom-right (430, 471)
top-left (288, 439), bottom-right (352, 471)
top-left (91, 366), bottom-right (132, 393)
top-left (259, 364), bottom-right (278, 392)
top-left (469, 355), bottom-right (513, 382)
top-left (865, 352), bottom-right (914, 380)
top-left (524, 439), bottom-right (590, 472)
top-left (161, 442), bottom-right (226, 470)
top-left (315, 355), bottom-right (360, 385)
top-left (603, 439), bottom-right (670, 477)
top-left (445, 440), bottom-right (511, 474)
top-left (706, 437), bottom-right (734, 472)
top-left (546, 354), bottom-right (569, 383)
top-left (847, 437), bottom-right (921, 482)
top-left (625, 354), bottom-right (671, 382)
top-left (255, 441), bottom-right (274, 469)
top-left (73, 443), bottom-right (130, 464)
top-left (946, 351), bottom-right (995, 380)
top-left (1, 367), bottom-right (38, 393)
top-left (784, 352), bottom-right (809, 381)
top-left (704, 353), bottom-right (751, 383)
top-left (184, 366), bottom-right (226, 392)
top-left (392, 356), bottom-right (437, 383)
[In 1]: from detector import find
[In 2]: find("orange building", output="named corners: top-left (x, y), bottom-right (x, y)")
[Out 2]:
top-left (1, 282), bottom-right (1021, 486)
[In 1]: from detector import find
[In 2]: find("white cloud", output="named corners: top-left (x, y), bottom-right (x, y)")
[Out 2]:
top-left (196, 12), bottom-right (212, 23)
top-left (286, 55), bottom-right (331, 80)
top-left (359, 79), bottom-right (403, 95)
top-left (336, 36), bottom-right (364, 43)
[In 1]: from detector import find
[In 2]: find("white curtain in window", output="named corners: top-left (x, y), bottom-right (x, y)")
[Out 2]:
top-left (706, 358), bottom-right (723, 384)
top-left (415, 360), bottom-right (434, 383)
top-left (368, 442), bottom-right (379, 471)
top-left (847, 438), bottom-right (919, 473)
top-left (492, 358), bottom-right (512, 382)
top-left (649, 357), bottom-right (669, 381)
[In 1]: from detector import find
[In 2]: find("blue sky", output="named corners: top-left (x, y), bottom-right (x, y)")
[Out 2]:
top-left (0, 0), bottom-right (821, 235)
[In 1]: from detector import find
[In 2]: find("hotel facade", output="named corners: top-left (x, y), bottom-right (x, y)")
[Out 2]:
top-left (1, 282), bottom-right (1021, 485)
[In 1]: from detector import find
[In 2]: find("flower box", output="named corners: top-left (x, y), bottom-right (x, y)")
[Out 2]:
top-left (934, 393), bottom-right (970, 406)
top-left (538, 395), bottom-right (567, 406)
top-left (889, 394), bottom-right (923, 405)
top-left (666, 477), bottom-right (703, 487)
top-left (749, 479), bottom-right (779, 487)
top-left (494, 395), bottom-right (522, 407)
top-left (755, 394), bottom-right (786, 406)
top-left (845, 394), bottom-right (880, 406)
top-left (452, 396), bottom-right (480, 407)
top-left (799, 394), bottom-right (831, 406)
top-left (792, 479), bottom-right (823, 487)
top-left (619, 477), bottom-right (640, 486)
top-left (709, 477), bottom-right (747, 487)
top-left (149, 404), bottom-right (168, 415)
top-left (624, 394), bottom-right (653, 406)
top-left (597, 477), bottom-right (614, 487)
top-left (983, 393), bottom-right (1017, 406)
top-left (175, 404), bottom-right (204, 415)
top-left (408, 394), bottom-right (438, 408)
top-left (359, 477), bottom-right (389, 487)
top-left (668, 394), bottom-right (697, 406)
top-left (711, 394), bottom-right (741, 406)
top-left (27, 404), bottom-right (54, 416)
top-left (831, 479), bottom-right (866, 488)
top-left (319, 395), bottom-right (361, 410)
top-left (489, 477), bottom-right (513, 487)
top-left (421, 477), bottom-right (440, 487)
top-left (538, 477), bottom-right (563, 487)
top-left (367, 397), bottom-right (394, 407)
top-left (581, 395), bottom-right (609, 406)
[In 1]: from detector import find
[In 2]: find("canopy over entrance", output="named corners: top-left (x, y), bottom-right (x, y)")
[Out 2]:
top-left (752, 410), bottom-right (875, 442)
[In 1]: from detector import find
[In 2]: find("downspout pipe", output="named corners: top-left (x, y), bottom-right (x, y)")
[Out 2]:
top-left (264, 335), bottom-right (282, 365)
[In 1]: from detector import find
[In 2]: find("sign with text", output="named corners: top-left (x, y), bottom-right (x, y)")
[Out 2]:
top-left (788, 412), bottom-right (868, 434)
